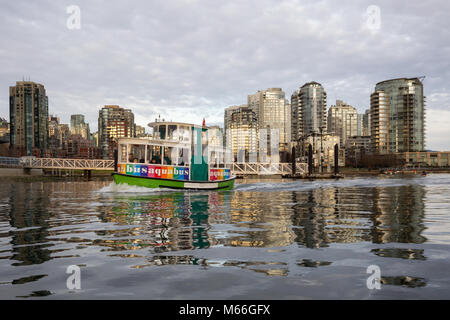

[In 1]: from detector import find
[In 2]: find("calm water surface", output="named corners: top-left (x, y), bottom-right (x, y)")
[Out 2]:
top-left (1, 174), bottom-right (450, 299)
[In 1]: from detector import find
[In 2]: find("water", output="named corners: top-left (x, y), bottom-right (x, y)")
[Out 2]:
top-left (1, 174), bottom-right (450, 299)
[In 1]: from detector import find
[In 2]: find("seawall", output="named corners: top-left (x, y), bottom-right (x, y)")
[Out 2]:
top-left (0, 168), bottom-right (43, 176)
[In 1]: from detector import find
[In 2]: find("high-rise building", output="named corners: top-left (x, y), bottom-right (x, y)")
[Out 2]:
top-left (370, 77), bottom-right (425, 154)
top-left (9, 81), bottom-right (48, 156)
top-left (135, 125), bottom-right (147, 138)
top-left (0, 118), bottom-right (9, 144)
top-left (362, 109), bottom-right (371, 136)
top-left (226, 106), bottom-right (258, 163)
top-left (290, 90), bottom-right (302, 142)
top-left (291, 82), bottom-right (327, 141)
top-left (208, 125), bottom-right (224, 148)
top-left (224, 105), bottom-right (244, 129)
top-left (224, 104), bottom-right (245, 151)
top-left (327, 100), bottom-right (358, 147)
top-left (62, 134), bottom-right (101, 159)
top-left (98, 105), bottom-right (135, 159)
top-left (92, 132), bottom-right (99, 147)
top-left (357, 114), bottom-right (364, 136)
top-left (70, 114), bottom-right (90, 140)
top-left (247, 88), bottom-right (290, 160)
top-left (48, 115), bottom-right (61, 155)
top-left (59, 123), bottom-right (70, 144)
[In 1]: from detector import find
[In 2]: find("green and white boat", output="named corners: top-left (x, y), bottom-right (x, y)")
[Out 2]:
top-left (112, 121), bottom-right (236, 190)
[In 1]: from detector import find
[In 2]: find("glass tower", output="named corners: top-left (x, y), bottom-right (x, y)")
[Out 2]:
top-left (226, 106), bottom-right (258, 163)
top-left (327, 100), bottom-right (358, 147)
top-left (98, 105), bottom-right (135, 159)
top-left (247, 88), bottom-right (291, 159)
top-left (70, 114), bottom-right (90, 139)
top-left (291, 81), bottom-right (327, 140)
top-left (370, 78), bottom-right (425, 154)
top-left (9, 81), bottom-right (48, 156)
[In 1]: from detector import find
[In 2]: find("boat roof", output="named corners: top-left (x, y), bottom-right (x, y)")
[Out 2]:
top-left (148, 121), bottom-right (210, 129)
top-left (118, 136), bottom-right (190, 146)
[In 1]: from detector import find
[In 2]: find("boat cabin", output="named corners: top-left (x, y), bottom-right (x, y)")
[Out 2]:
top-left (116, 121), bottom-right (231, 182)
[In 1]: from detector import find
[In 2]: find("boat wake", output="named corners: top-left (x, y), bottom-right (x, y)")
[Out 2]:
top-left (234, 175), bottom-right (448, 192)
top-left (96, 182), bottom-right (177, 194)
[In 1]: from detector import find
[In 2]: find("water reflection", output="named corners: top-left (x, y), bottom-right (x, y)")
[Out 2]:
top-left (124, 254), bottom-right (289, 277)
top-left (297, 259), bottom-right (332, 268)
top-left (129, 255), bottom-right (208, 269)
top-left (371, 248), bottom-right (426, 260)
top-left (222, 260), bottom-right (288, 276)
top-left (88, 183), bottom-right (429, 278)
top-left (17, 290), bottom-right (53, 298)
top-left (380, 276), bottom-right (427, 288)
top-left (5, 182), bottom-right (102, 267)
top-left (371, 185), bottom-right (426, 244)
top-left (70, 184), bottom-right (428, 255)
top-left (0, 178), bottom-right (433, 297)
top-left (98, 193), bottom-right (223, 252)
top-left (8, 182), bottom-right (52, 266)
top-left (290, 185), bottom-right (427, 248)
top-left (12, 274), bottom-right (47, 285)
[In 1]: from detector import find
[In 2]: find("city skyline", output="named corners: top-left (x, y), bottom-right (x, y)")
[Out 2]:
top-left (1, 77), bottom-right (436, 154)
top-left (1, 1), bottom-right (450, 150)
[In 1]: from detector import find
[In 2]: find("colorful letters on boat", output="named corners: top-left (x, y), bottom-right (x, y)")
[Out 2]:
top-left (118, 164), bottom-right (189, 180)
top-left (209, 168), bottom-right (231, 181)
top-left (118, 164), bottom-right (231, 181)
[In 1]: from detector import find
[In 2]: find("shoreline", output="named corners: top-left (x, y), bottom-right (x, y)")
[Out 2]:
top-left (0, 169), bottom-right (449, 182)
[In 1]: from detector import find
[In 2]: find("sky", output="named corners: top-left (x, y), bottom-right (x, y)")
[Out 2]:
top-left (0, 0), bottom-right (449, 150)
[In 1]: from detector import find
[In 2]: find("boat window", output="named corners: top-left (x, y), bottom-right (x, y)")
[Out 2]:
top-left (158, 125), bottom-right (166, 140)
top-left (218, 151), bottom-right (225, 168)
top-left (179, 125), bottom-right (190, 142)
top-left (210, 150), bottom-right (225, 168)
top-left (163, 146), bottom-right (176, 165)
top-left (210, 151), bottom-right (218, 168)
top-left (178, 147), bottom-right (190, 166)
top-left (148, 145), bottom-right (162, 164)
top-left (129, 144), bottom-right (146, 163)
top-left (152, 126), bottom-right (159, 139)
top-left (202, 130), bottom-right (208, 163)
top-left (224, 148), bottom-right (233, 164)
top-left (119, 144), bottom-right (127, 162)
top-left (168, 125), bottom-right (177, 140)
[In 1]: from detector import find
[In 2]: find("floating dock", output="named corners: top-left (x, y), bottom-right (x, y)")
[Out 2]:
top-left (282, 173), bottom-right (344, 179)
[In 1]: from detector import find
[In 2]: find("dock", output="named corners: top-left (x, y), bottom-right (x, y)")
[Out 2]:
top-left (282, 173), bottom-right (344, 179)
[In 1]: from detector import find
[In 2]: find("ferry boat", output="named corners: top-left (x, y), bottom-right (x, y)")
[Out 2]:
top-left (112, 121), bottom-right (236, 190)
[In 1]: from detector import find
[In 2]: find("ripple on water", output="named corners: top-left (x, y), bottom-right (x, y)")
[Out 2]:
top-left (0, 176), bottom-right (449, 299)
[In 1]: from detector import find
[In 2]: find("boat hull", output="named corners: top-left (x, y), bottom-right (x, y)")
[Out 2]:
top-left (112, 173), bottom-right (235, 190)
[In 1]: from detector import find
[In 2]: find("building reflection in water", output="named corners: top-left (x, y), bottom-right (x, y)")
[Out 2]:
top-left (97, 183), bottom-right (428, 279)
top-left (98, 183), bottom-right (428, 252)
top-left (290, 184), bottom-right (427, 248)
top-left (8, 182), bottom-right (52, 266)
top-left (98, 192), bottom-right (232, 253)
top-left (370, 185), bottom-right (426, 244)
top-left (99, 190), bottom-right (297, 251)
top-left (6, 181), bottom-right (109, 267)
top-left (3, 180), bottom-right (429, 279)
top-left (221, 191), bottom-right (296, 248)
top-left (100, 191), bottom-right (294, 275)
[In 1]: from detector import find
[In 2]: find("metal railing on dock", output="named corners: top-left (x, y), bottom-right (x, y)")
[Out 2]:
top-left (230, 163), bottom-right (307, 176)
top-left (21, 158), bottom-right (115, 170)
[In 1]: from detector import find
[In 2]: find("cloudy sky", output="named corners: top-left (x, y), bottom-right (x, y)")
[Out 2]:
top-left (0, 0), bottom-right (449, 150)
